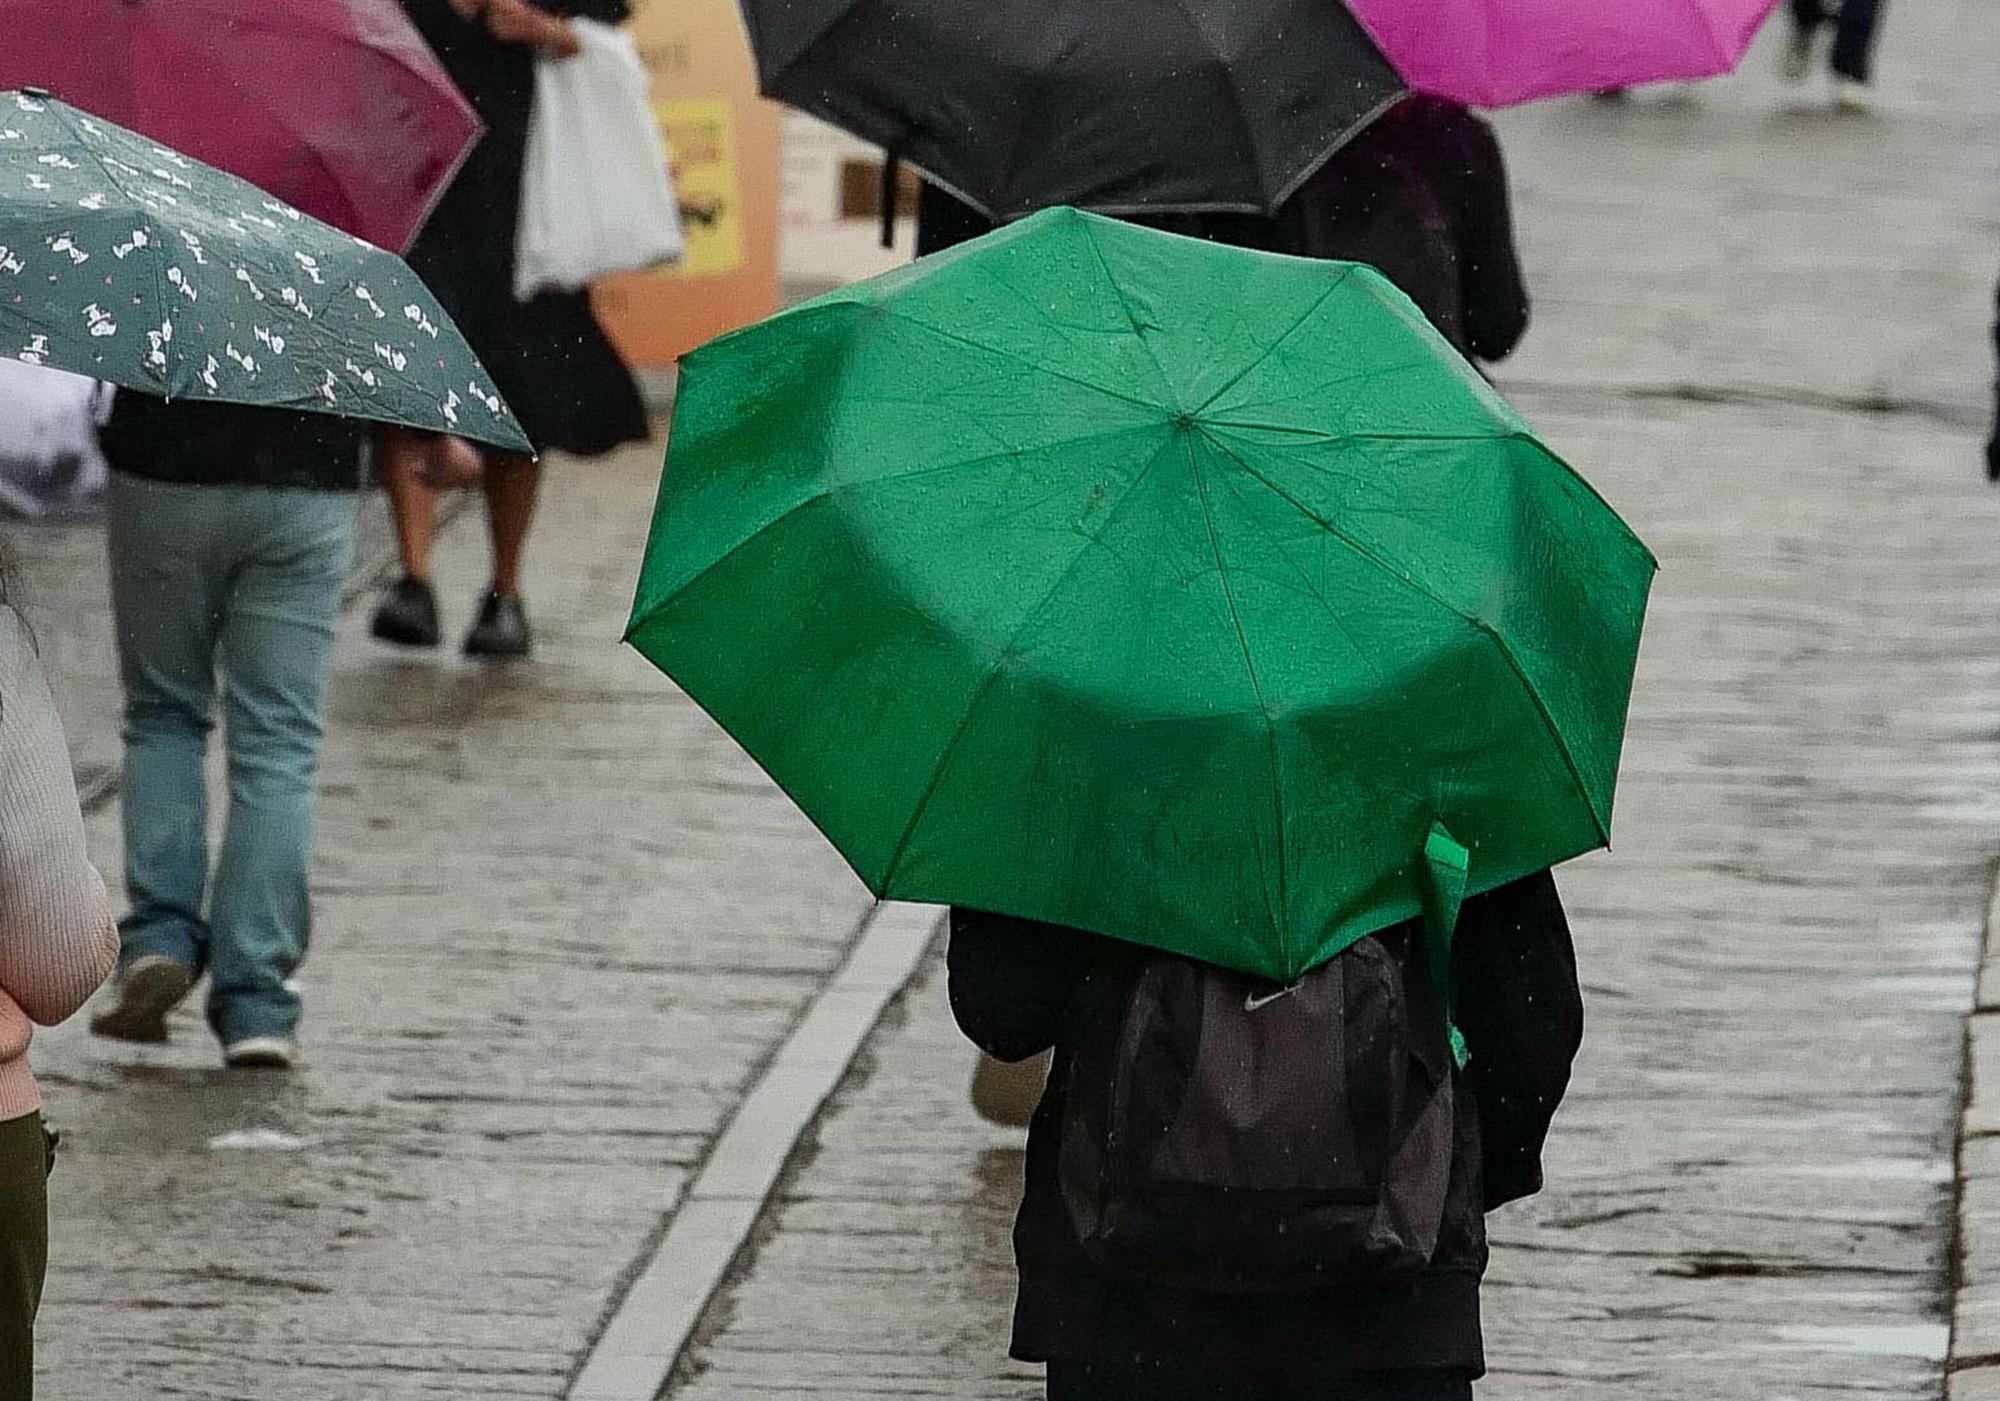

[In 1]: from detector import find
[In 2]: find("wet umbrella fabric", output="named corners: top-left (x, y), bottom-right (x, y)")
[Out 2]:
top-left (0, 93), bottom-right (529, 454)
top-left (627, 209), bottom-right (1655, 981)
top-left (1345, 0), bottom-right (1782, 107)
top-left (736, 0), bottom-right (1406, 221)
top-left (0, 0), bottom-right (479, 254)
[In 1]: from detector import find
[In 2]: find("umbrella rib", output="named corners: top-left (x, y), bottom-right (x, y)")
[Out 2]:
top-left (876, 307), bottom-right (1166, 413)
top-left (984, 0), bottom-right (1070, 218)
top-left (1207, 447), bottom-right (1393, 695)
top-left (1212, 436), bottom-right (1613, 845)
top-left (190, 9), bottom-right (483, 251)
top-left (1263, 84), bottom-right (1407, 215)
top-left (1206, 426), bottom-right (1512, 444)
top-left (873, 433), bottom-right (1182, 893)
top-left (1191, 265), bottom-right (1359, 418)
top-left (1209, 423), bottom-right (1656, 569)
top-left (1162, 0), bottom-right (1275, 202)
top-left (749, 0), bottom-right (875, 93)
top-left (53, 105), bottom-right (179, 395)
top-left (627, 420), bottom-right (1169, 640)
top-left (1074, 218), bottom-right (1182, 406)
top-left (1184, 436), bottom-right (1291, 968)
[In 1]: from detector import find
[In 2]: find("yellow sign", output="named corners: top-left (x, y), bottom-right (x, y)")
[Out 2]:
top-left (661, 99), bottom-right (744, 278)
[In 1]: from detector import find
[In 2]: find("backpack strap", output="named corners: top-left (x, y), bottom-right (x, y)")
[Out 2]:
top-left (1419, 822), bottom-right (1471, 1069)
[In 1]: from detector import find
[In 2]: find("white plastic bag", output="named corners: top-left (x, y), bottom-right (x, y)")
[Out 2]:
top-left (514, 18), bottom-right (684, 301)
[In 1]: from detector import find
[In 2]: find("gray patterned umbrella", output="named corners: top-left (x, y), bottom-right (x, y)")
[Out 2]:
top-left (0, 90), bottom-right (530, 453)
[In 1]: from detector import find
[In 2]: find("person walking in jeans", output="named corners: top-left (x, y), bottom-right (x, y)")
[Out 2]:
top-left (1783, 0), bottom-right (1885, 110)
top-left (88, 397), bottom-right (360, 1069)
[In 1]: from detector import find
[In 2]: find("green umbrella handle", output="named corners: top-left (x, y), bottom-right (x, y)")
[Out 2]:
top-left (1419, 822), bottom-right (1471, 1070)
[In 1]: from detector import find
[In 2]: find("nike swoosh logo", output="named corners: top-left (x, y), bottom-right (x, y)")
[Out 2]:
top-left (1243, 985), bottom-right (1300, 1013)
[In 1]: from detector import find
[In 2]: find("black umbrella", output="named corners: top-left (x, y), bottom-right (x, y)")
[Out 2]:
top-left (740, 0), bottom-right (1407, 222)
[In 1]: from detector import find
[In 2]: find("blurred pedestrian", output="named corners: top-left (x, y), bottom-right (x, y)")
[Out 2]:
top-left (1986, 269), bottom-right (2000, 483)
top-left (0, 363), bottom-right (110, 522)
top-left (0, 589), bottom-right (119, 1397)
top-left (88, 400), bottom-right (363, 1069)
top-left (1782, 0), bottom-right (1885, 111)
top-left (371, 0), bottom-right (649, 659)
top-left (1282, 95), bottom-right (1529, 366)
top-left (947, 876), bottom-right (1583, 1400)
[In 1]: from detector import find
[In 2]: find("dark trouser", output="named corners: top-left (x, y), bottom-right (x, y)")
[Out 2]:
top-left (1047, 1360), bottom-right (1473, 1401)
top-left (1790, 0), bottom-right (1885, 82)
top-left (0, 1112), bottom-right (48, 1401)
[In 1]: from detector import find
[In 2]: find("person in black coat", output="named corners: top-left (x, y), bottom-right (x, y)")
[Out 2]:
top-left (948, 873), bottom-right (1583, 1400)
top-left (1281, 96), bottom-right (1528, 366)
top-left (371, 0), bottom-right (650, 659)
top-left (87, 398), bottom-right (365, 1069)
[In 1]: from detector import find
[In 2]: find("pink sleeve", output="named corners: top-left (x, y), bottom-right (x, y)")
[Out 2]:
top-left (0, 614), bottom-right (118, 1026)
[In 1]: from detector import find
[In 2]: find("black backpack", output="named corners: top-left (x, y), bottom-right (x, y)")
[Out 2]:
top-left (1057, 829), bottom-right (1470, 1295)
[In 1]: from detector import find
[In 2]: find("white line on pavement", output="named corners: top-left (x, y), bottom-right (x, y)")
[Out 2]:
top-left (567, 899), bottom-right (945, 1401)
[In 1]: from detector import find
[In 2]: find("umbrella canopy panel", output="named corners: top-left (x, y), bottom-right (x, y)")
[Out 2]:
top-left (630, 209), bottom-right (1656, 980)
top-left (1345, 0), bottom-right (1783, 107)
top-left (0, 0), bottom-right (479, 253)
top-left (739, 0), bottom-right (1406, 220)
top-left (0, 93), bottom-right (529, 452)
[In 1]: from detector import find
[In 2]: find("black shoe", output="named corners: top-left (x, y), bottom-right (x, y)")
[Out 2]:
top-left (372, 576), bottom-right (441, 648)
top-left (90, 954), bottom-right (195, 1044)
top-left (464, 590), bottom-right (532, 658)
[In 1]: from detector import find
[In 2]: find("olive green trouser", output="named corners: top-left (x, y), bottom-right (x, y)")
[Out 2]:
top-left (0, 1111), bottom-right (47, 1401)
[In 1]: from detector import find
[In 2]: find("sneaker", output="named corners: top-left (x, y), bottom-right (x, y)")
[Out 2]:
top-left (1780, 25), bottom-right (1815, 83)
top-left (222, 1035), bottom-right (297, 1070)
top-left (463, 590), bottom-right (532, 658)
top-left (371, 575), bottom-right (442, 649)
top-left (89, 954), bottom-right (194, 1044)
top-left (1833, 77), bottom-right (1872, 113)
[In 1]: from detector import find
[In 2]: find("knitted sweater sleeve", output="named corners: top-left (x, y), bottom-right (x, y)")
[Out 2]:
top-left (0, 612), bottom-right (117, 1026)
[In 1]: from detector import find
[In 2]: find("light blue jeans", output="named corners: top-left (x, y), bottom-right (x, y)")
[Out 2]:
top-left (108, 475), bottom-right (356, 1043)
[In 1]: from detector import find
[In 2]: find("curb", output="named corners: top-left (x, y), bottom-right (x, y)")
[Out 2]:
top-left (1951, 862), bottom-right (2000, 1398)
top-left (565, 900), bottom-right (942, 1401)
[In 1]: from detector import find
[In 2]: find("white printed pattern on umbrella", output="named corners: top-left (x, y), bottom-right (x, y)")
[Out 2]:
top-left (0, 93), bottom-right (519, 444)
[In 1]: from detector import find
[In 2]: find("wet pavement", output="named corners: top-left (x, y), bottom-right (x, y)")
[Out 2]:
top-left (16, 3), bottom-right (2000, 1398)
top-left (17, 458), bottom-right (879, 1398)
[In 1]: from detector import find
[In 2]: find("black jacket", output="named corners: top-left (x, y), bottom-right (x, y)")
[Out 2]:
top-left (946, 870), bottom-right (1582, 1381)
top-left (100, 395), bottom-right (364, 492)
top-left (399, 0), bottom-right (649, 458)
top-left (1284, 97), bottom-right (1528, 363)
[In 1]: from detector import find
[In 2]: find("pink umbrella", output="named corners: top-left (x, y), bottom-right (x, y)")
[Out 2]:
top-left (0, 0), bottom-right (479, 252)
top-left (1345, 0), bottom-right (1783, 107)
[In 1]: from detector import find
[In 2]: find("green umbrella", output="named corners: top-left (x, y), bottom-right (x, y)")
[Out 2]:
top-left (628, 207), bottom-right (1655, 981)
top-left (0, 91), bottom-right (529, 453)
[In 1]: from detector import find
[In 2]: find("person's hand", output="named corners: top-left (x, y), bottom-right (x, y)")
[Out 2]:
top-left (484, 0), bottom-right (579, 56)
